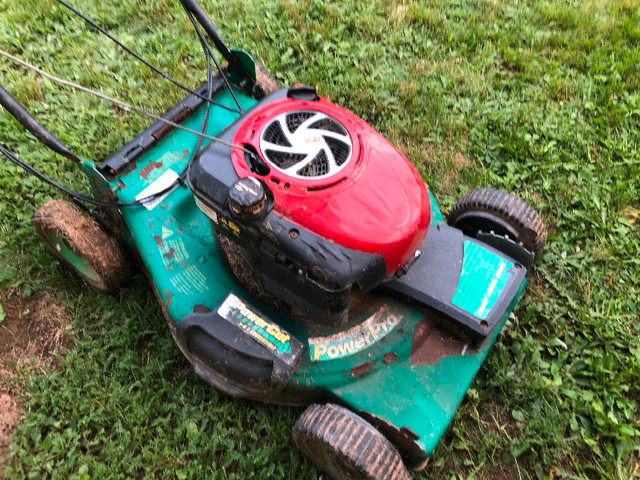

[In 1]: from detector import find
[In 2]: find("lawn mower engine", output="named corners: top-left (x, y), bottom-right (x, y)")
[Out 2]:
top-left (188, 86), bottom-right (430, 325)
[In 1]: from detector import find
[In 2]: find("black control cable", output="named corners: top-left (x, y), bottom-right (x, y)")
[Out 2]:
top-left (0, 143), bottom-right (143, 207)
top-left (0, 49), bottom-right (255, 208)
top-left (180, 2), bottom-right (243, 112)
top-left (54, 0), bottom-right (242, 115)
top-left (0, 0), bottom-right (260, 209)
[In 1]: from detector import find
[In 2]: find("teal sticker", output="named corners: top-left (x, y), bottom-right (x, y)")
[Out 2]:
top-left (452, 241), bottom-right (513, 319)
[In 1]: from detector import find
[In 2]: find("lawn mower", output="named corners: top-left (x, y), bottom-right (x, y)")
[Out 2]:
top-left (0, 1), bottom-right (547, 478)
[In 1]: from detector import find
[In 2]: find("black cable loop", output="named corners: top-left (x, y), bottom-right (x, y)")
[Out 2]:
top-left (0, 2), bottom-right (262, 209)
top-left (182, 6), bottom-right (243, 112)
top-left (54, 0), bottom-right (242, 115)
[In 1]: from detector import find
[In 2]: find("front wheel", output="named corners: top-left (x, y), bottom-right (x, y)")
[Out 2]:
top-left (31, 200), bottom-right (130, 292)
top-left (292, 403), bottom-right (411, 480)
top-left (447, 188), bottom-right (547, 265)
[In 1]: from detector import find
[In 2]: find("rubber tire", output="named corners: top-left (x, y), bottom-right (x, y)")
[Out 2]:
top-left (31, 200), bottom-right (130, 292)
top-left (254, 62), bottom-right (280, 98)
top-left (447, 188), bottom-right (547, 261)
top-left (292, 403), bottom-right (411, 480)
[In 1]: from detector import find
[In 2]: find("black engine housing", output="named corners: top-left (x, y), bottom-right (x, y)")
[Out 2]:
top-left (188, 88), bottom-right (387, 325)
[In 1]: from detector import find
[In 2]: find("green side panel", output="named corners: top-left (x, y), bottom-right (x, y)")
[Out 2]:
top-left (291, 299), bottom-right (423, 387)
top-left (106, 89), bottom-right (261, 323)
top-left (306, 280), bottom-right (526, 457)
top-left (452, 241), bottom-right (514, 320)
top-left (428, 189), bottom-right (445, 225)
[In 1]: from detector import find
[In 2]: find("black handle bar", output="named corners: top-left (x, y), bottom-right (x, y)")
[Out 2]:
top-left (0, 84), bottom-right (80, 163)
top-left (178, 0), bottom-right (255, 87)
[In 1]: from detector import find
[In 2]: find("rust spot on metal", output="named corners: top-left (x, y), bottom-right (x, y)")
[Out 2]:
top-left (193, 304), bottom-right (211, 313)
top-left (181, 149), bottom-right (190, 162)
top-left (121, 162), bottom-right (137, 176)
top-left (163, 247), bottom-right (175, 259)
top-left (410, 315), bottom-right (476, 366)
top-left (400, 426), bottom-right (420, 440)
top-left (382, 351), bottom-right (398, 364)
top-left (349, 362), bottom-right (375, 377)
top-left (153, 235), bottom-right (163, 247)
top-left (164, 289), bottom-right (172, 307)
top-left (140, 160), bottom-right (163, 179)
top-left (177, 227), bottom-right (184, 234)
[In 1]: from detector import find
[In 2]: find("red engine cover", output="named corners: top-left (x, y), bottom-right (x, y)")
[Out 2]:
top-left (231, 96), bottom-right (430, 275)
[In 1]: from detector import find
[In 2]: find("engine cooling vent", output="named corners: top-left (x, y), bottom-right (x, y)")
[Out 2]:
top-left (259, 110), bottom-right (352, 179)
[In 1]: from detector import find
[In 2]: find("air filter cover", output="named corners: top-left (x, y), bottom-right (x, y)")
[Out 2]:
top-left (259, 110), bottom-right (353, 180)
top-left (232, 95), bottom-right (430, 275)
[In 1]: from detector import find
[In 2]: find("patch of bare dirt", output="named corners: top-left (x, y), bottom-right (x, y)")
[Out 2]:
top-left (0, 292), bottom-right (72, 477)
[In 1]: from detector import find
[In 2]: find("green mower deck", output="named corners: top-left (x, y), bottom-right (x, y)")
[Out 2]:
top-left (73, 77), bottom-right (526, 469)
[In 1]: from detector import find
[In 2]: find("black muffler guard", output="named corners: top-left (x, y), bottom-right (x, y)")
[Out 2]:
top-left (382, 224), bottom-right (527, 346)
top-left (177, 292), bottom-right (305, 395)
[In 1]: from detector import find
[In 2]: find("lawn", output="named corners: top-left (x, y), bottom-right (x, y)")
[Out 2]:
top-left (1, 0), bottom-right (639, 479)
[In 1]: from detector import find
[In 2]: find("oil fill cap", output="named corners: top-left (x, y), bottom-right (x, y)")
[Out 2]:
top-left (228, 177), bottom-right (266, 217)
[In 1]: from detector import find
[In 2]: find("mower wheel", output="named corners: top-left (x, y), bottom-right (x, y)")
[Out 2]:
top-left (447, 188), bottom-right (547, 262)
top-left (292, 403), bottom-right (411, 480)
top-left (254, 63), bottom-right (280, 98)
top-left (31, 200), bottom-right (130, 292)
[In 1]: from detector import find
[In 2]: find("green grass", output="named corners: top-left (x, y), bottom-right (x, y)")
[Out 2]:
top-left (1, 0), bottom-right (639, 478)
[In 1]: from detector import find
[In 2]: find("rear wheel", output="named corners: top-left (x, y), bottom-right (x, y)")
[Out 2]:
top-left (447, 188), bottom-right (547, 264)
top-left (254, 62), bottom-right (280, 98)
top-left (31, 200), bottom-right (130, 292)
top-left (292, 403), bottom-right (411, 480)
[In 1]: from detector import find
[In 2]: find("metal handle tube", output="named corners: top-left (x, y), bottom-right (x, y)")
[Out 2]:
top-left (0, 84), bottom-right (80, 163)
top-left (178, 0), bottom-right (255, 87)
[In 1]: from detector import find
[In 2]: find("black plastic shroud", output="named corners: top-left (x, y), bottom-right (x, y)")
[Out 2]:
top-left (188, 87), bottom-right (387, 326)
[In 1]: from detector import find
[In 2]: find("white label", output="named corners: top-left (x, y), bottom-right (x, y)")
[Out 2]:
top-left (194, 196), bottom-right (218, 223)
top-left (135, 169), bottom-right (179, 210)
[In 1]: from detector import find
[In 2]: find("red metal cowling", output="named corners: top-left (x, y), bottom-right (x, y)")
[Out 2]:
top-left (231, 96), bottom-right (430, 275)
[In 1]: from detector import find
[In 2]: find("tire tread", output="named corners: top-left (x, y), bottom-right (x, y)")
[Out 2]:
top-left (292, 403), bottom-right (410, 480)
